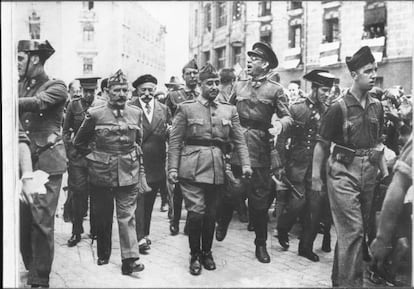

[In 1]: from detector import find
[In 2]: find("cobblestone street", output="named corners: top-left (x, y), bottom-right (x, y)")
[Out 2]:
top-left (18, 179), bottom-right (411, 288)
top-left (19, 180), bottom-right (338, 288)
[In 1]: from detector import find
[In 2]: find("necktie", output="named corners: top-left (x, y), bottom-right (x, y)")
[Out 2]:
top-left (145, 103), bottom-right (151, 115)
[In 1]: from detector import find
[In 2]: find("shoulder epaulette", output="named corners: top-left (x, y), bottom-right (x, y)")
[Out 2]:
top-left (218, 100), bottom-right (232, 105)
top-left (181, 99), bottom-right (197, 105)
top-left (267, 78), bottom-right (282, 86)
top-left (291, 98), bottom-right (306, 105)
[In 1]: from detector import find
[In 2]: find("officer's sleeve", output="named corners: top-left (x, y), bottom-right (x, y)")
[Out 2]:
top-left (73, 110), bottom-right (95, 155)
top-left (19, 80), bottom-right (68, 112)
top-left (228, 84), bottom-right (238, 105)
top-left (230, 107), bottom-right (251, 168)
top-left (62, 101), bottom-right (74, 148)
top-left (168, 104), bottom-right (187, 173)
top-left (18, 121), bottom-right (30, 146)
top-left (274, 88), bottom-right (293, 132)
top-left (136, 111), bottom-right (144, 148)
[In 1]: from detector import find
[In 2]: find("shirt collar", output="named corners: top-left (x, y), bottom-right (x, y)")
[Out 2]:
top-left (197, 95), bottom-right (218, 107)
top-left (345, 89), bottom-right (376, 108)
top-left (138, 97), bottom-right (154, 108)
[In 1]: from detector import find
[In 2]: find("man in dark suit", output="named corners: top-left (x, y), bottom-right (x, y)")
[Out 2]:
top-left (130, 74), bottom-right (172, 253)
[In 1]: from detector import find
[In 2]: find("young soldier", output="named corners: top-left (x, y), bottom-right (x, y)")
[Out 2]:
top-left (18, 39), bottom-right (68, 288)
top-left (312, 46), bottom-right (385, 287)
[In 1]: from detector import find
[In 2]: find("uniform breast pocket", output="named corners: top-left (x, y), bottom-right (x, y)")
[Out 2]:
top-left (369, 117), bottom-right (379, 140)
top-left (221, 118), bottom-right (232, 137)
top-left (188, 118), bottom-right (204, 136)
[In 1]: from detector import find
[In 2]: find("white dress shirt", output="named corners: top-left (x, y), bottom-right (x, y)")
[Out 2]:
top-left (139, 97), bottom-right (154, 123)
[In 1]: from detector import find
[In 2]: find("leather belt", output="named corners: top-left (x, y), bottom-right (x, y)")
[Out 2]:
top-left (239, 117), bottom-right (270, 132)
top-left (186, 139), bottom-right (230, 153)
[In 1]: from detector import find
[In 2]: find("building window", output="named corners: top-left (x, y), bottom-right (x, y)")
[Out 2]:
top-left (258, 1), bottom-right (271, 17)
top-left (233, 1), bottom-right (242, 21)
top-left (289, 1), bottom-right (302, 10)
top-left (83, 57), bottom-right (93, 74)
top-left (83, 23), bottom-right (94, 42)
top-left (83, 1), bottom-right (94, 10)
top-left (216, 47), bottom-right (226, 70)
top-left (28, 11), bottom-right (40, 40)
top-left (260, 33), bottom-right (272, 45)
top-left (233, 46), bottom-right (242, 66)
top-left (194, 9), bottom-right (198, 36)
top-left (204, 51), bottom-right (210, 65)
top-left (323, 17), bottom-right (339, 43)
top-left (289, 25), bottom-right (302, 48)
top-left (216, 2), bottom-right (227, 28)
top-left (204, 3), bottom-right (212, 32)
top-left (363, 1), bottom-right (386, 39)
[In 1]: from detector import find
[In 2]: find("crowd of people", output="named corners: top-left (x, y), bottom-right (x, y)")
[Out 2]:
top-left (17, 37), bottom-right (412, 288)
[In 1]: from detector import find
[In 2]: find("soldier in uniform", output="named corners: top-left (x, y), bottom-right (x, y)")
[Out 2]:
top-left (18, 39), bottom-right (68, 288)
top-left (129, 74), bottom-right (172, 254)
top-left (165, 59), bottom-right (200, 235)
top-left (276, 70), bottom-right (335, 262)
top-left (73, 69), bottom-right (146, 275)
top-left (216, 42), bottom-right (292, 264)
top-left (312, 46), bottom-right (385, 287)
top-left (63, 76), bottom-right (104, 247)
top-left (168, 63), bottom-right (252, 275)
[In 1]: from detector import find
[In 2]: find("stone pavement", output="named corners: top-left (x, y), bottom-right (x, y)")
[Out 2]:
top-left (18, 182), bottom-right (411, 288)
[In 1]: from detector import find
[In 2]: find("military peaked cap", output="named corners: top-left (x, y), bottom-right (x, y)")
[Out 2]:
top-left (199, 63), bottom-right (219, 81)
top-left (132, 74), bottom-right (157, 88)
top-left (346, 46), bottom-right (375, 72)
top-left (18, 39), bottom-right (55, 61)
top-left (247, 42), bottom-right (278, 69)
top-left (182, 59), bottom-right (198, 72)
top-left (108, 69), bottom-right (128, 86)
top-left (76, 76), bottom-right (101, 89)
top-left (303, 69), bottom-right (335, 87)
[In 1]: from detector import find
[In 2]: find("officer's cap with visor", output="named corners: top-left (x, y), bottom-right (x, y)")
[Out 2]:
top-left (247, 42), bottom-right (279, 69)
top-left (303, 69), bottom-right (335, 88)
top-left (18, 40), bottom-right (55, 63)
top-left (345, 46), bottom-right (375, 72)
top-left (199, 63), bottom-right (219, 82)
top-left (76, 76), bottom-right (101, 90)
top-left (108, 69), bottom-right (128, 87)
top-left (182, 59), bottom-right (198, 73)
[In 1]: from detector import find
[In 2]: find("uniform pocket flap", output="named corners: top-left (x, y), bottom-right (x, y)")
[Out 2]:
top-left (222, 119), bottom-right (233, 127)
top-left (86, 151), bottom-right (111, 164)
top-left (128, 124), bottom-right (140, 130)
top-left (95, 124), bottom-right (114, 130)
top-left (181, 146), bottom-right (201, 156)
top-left (188, 118), bottom-right (204, 125)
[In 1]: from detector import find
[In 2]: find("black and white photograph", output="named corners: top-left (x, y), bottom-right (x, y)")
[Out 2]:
top-left (2, 0), bottom-right (413, 287)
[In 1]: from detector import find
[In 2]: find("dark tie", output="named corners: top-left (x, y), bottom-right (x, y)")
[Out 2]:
top-left (145, 103), bottom-right (151, 115)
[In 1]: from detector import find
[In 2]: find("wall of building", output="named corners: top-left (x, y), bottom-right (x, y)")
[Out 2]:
top-left (189, 1), bottom-right (413, 94)
top-left (12, 1), bottom-right (166, 85)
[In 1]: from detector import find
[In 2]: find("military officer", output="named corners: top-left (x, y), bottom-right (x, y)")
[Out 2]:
top-left (312, 46), bottom-right (385, 287)
top-left (217, 42), bottom-right (292, 264)
top-left (129, 74), bottom-right (172, 254)
top-left (18, 39), bottom-right (68, 288)
top-left (165, 59), bottom-right (200, 235)
top-left (276, 70), bottom-right (335, 262)
top-left (168, 63), bottom-right (252, 275)
top-left (63, 76), bottom-right (104, 247)
top-left (73, 69), bottom-right (147, 275)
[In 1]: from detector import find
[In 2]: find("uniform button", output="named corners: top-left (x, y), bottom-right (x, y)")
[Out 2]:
top-left (306, 146), bottom-right (310, 150)
top-left (39, 113), bottom-right (43, 117)
top-left (212, 124), bottom-right (216, 127)
top-left (25, 119), bottom-right (29, 123)
top-left (26, 130), bottom-right (30, 134)
top-left (308, 135), bottom-right (311, 137)
top-left (211, 113), bottom-right (216, 116)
